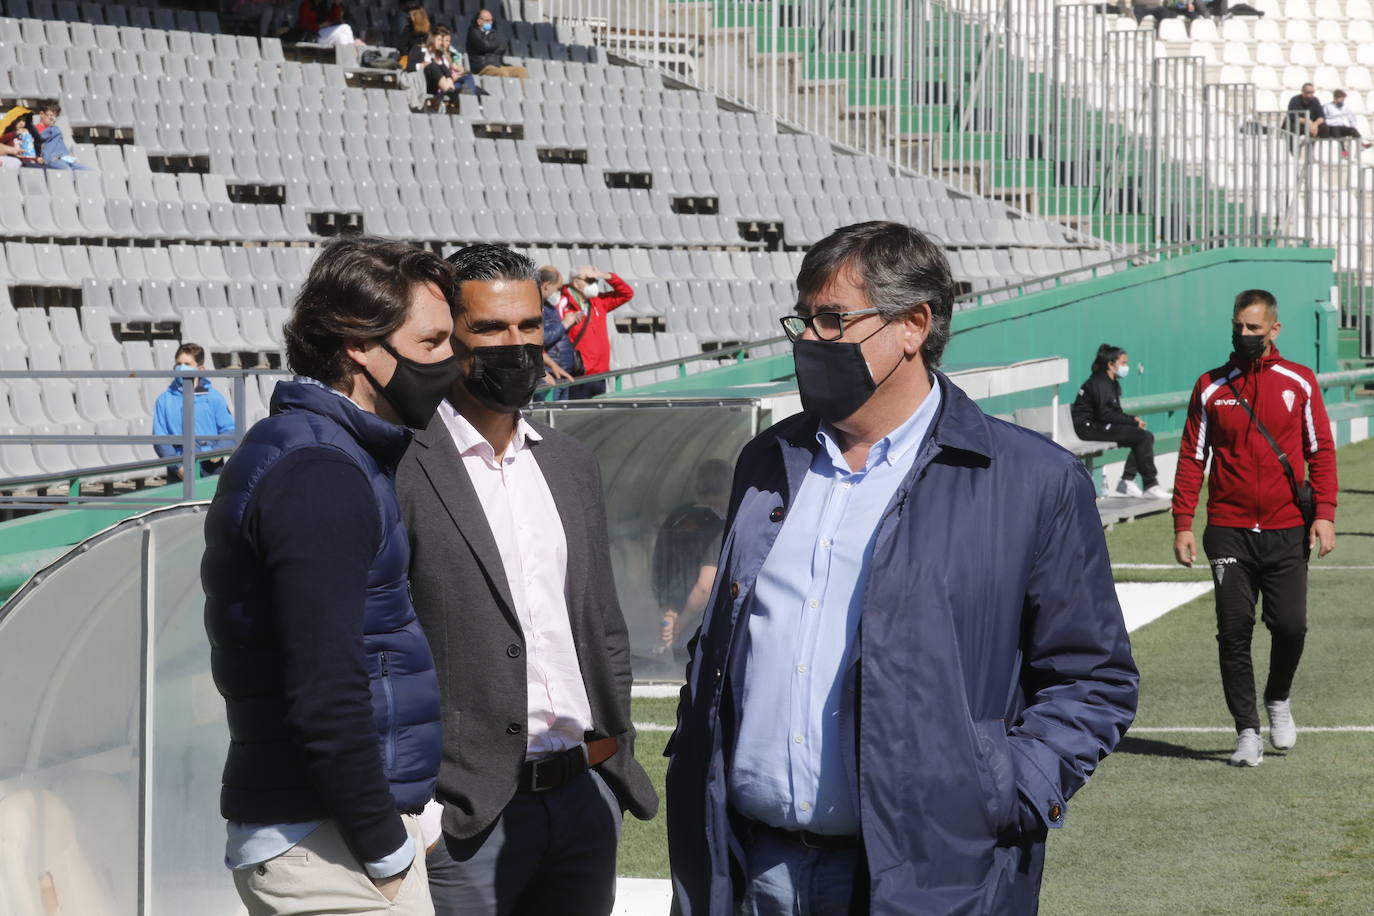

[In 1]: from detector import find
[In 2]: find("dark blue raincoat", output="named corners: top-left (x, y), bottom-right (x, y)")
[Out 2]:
top-left (665, 372), bottom-right (1138, 915)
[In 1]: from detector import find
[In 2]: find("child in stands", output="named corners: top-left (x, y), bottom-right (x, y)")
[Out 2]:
top-left (0, 107), bottom-right (39, 168)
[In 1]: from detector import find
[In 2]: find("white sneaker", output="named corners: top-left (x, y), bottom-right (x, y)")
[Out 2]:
top-left (1267, 699), bottom-right (1297, 750)
top-left (1230, 728), bottom-right (1264, 767)
top-left (1143, 484), bottom-right (1171, 500)
top-left (1114, 479), bottom-right (1144, 498)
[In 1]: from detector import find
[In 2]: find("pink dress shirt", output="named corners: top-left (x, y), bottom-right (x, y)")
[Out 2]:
top-left (437, 401), bottom-right (594, 759)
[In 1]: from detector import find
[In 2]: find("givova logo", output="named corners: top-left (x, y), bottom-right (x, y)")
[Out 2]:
top-left (1210, 556), bottom-right (1237, 585)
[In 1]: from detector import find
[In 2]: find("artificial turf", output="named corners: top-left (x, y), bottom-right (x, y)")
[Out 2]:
top-left (620, 438), bottom-right (1374, 911)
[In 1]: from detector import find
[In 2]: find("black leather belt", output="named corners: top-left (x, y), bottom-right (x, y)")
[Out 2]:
top-left (753, 820), bottom-right (859, 851)
top-left (518, 737), bottom-right (618, 793)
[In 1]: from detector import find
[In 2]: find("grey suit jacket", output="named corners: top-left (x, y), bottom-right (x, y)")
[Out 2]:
top-left (397, 411), bottom-right (658, 840)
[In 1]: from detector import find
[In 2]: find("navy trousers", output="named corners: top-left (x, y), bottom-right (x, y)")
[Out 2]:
top-left (426, 769), bottom-right (622, 916)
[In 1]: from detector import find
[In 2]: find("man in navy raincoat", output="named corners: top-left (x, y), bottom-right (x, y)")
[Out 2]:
top-left (665, 222), bottom-right (1138, 915)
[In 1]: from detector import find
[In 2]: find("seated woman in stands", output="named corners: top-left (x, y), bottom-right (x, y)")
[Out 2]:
top-left (1071, 343), bottom-right (1169, 499)
top-left (416, 25), bottom-right (485, 107)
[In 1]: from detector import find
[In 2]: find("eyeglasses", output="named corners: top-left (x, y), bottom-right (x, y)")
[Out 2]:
top-left (779, 307), bottom-right (883, 342)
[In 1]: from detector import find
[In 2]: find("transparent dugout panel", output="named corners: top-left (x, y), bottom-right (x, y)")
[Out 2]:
top-left (534, 403), bottom-right (759, 681)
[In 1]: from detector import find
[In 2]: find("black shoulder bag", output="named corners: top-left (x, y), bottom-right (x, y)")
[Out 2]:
top-left (1226, 380), bottom-right (1316, 538)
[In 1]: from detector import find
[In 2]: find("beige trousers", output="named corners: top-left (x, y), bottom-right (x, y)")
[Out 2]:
top-left (232, 815), bottom-right (433, 916)
top-left (478, 64), bottom-right (529, 79)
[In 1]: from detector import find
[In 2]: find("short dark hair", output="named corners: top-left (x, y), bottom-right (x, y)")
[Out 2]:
top-left (796, 221), bottom-right (956, 369)
top-left (433, 23), bottom-right (452, 36)
top-left (1091, 343), bottom-right (1125, 375)
top-left (175, 342), bottom-right (206, 365)
top-left (535, 266), bottom-right (560, 288)
top-left (284, 237), bottom-right (458, 387)
top-left (1233, 289), bottom-right (1278, 319)
top-left (445, 244), bottom-right (537, 315)
top-left (36, 99), bottom-right (60, 114)
top-left (1334, 89), bottom-right (1347, 99)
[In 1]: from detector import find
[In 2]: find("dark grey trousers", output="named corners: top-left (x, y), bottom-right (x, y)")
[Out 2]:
top-left (426, 769), bottom-right (623, 916)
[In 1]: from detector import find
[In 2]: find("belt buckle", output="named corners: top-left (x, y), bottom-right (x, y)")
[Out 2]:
top-left (798, 830), bottom-right (824, 850)
top-left (528, 757), bottom-right (558, 792)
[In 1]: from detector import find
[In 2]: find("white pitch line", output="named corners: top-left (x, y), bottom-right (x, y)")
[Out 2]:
top-left (1130, 725), bottom-right (1374, 734)
top-left (631, 684), bottom-right (683, 698)
top-left (636, 723), bottom-right (1374, 734)
top-left (1114, 563), bottom-right (1374, 570)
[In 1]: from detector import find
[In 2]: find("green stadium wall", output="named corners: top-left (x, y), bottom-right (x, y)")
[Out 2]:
top-left (957, 247), bottom-right (1341, 424)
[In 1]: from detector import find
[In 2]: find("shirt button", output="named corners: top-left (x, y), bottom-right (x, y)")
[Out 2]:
top-left (841, 481), bottom-right (852, 489)
top-left (819, 538), bottom-right (831, 549)
top-left (1049, 803), bottom-right (1063, 822)
top-left (769, 506), bottom-right (785, 522)
top-left (729, 581), bottom-right (740, 599)
top-left (506, 722), bottom-right (523, 735)
top-left (808, 599), bottom-right (819, 609)
top-left (506, 644), bottom-right (522, 658)
top-left (797, 664), bottom-right (808, 674)
top-left (799, 801), bottom-right (811, 812)
top-left (794, 734), bottom-right (804, 744)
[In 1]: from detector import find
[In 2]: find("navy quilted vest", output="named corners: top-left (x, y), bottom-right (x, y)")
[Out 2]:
top-left (203, 380), bottom-right (441, 821)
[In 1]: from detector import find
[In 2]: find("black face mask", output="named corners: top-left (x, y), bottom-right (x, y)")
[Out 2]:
top-left (464, 343), bottom-right (544, 413)
top-left (1232, 331), bottom-right (1266, 365)
top-left (792, 322), bottom-right (897, 423)
top-left (361, 339), bottom-right (461, 429)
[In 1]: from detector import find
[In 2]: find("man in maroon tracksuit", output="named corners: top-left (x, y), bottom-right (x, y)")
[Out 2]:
top-left (1172, 289), bottom-right (1338, 767)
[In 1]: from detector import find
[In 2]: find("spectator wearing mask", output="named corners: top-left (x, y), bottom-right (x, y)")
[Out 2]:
top-left (418, 26), bottom-right (485, 106)
top-left (1071, 343), bottom-right (1167, 499)
top-left (537, 265), bottom-right (577, 399)
top-left (151, 343), bottom-right (236, 481)
top-left (0, 107), bottom-right (38, 169)
top-left (558, 266), bottom-right (634, 400)
top-left (29, 102), bottom-right (85, 170)
top-left (1286, 83), bottom-right (1324, 138)
top-left (466, 9), bottom-right (529, 79)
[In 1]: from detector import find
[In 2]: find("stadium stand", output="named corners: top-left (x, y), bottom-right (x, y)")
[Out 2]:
top-left (0, 1), bottom-right (1125, 485)
top-left (561, 0), bottom-right (1374, 364)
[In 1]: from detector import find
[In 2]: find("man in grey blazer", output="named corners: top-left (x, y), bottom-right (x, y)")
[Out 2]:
top-left (397, 244), bottom-right (657, 916)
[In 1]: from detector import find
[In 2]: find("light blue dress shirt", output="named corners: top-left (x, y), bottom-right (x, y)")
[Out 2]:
top-left (729, 382), bottom-right (942, 835)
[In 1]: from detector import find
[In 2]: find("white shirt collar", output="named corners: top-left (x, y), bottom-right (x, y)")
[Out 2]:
top-left (437, 399), bottom-right (542, 464)
top-left (816, 379), bottom-right (942, 472)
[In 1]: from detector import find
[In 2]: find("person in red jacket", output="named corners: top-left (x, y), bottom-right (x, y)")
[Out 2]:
top-left (1172, 288), bottom-right (1338, 768)
top-left (557, 265), bottom-right (634, 399)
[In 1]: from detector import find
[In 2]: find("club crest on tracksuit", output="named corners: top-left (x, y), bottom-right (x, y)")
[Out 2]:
top-left (1282, 389), bottom-right (1296, 412)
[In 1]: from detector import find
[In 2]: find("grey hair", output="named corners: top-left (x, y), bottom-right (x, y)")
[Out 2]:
top-left (796, 221), bottom-right (955, 369)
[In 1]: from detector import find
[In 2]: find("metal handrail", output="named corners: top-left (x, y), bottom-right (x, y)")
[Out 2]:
top-left (546, 334), bottom-right (789, 391)
top-left (956, 235), bottom-right (1312, 308)
top-left (1122, 367), bottom-right (1374, 417)
top-left (0, 368), bottom-right (282, 498)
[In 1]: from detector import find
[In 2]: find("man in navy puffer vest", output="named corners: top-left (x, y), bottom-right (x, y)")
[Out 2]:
top-left (203, 238), bottom-right (462, 914)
